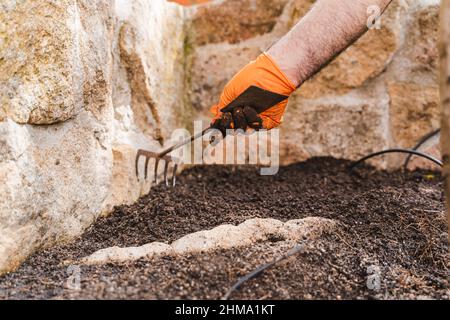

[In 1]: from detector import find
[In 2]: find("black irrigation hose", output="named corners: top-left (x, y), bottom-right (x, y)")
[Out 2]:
top-left (222, 244), bottom-right (305, 300)
top-left (403, 129), bottom-right (441, 170)
top-left (349, 148), bottom-right (443, 170)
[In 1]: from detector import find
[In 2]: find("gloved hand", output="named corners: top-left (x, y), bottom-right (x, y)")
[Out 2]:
top-left (210, 53), bottom-right (296, 136)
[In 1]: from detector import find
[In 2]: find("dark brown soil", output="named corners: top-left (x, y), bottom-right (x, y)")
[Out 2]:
top-left (0, 158), bottom-right (448, 300)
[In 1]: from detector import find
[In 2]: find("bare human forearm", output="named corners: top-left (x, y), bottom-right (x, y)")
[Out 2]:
top-left (209, 0), bottom-right (394, 131)
top-left (267, 0), bottom-right (394, 88)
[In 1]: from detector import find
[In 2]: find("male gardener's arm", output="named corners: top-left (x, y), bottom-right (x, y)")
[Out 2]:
top-left (211, 0), bottom-right (393, 134)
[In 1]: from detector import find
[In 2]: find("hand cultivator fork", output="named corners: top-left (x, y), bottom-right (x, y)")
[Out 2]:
top-left (136, 86), bottom-right (289, 187)
top-left (135, 127), bottom-right (212, 187)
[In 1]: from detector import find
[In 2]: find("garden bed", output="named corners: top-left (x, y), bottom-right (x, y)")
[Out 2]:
top-left (0, 158), bottom-right (448, 299)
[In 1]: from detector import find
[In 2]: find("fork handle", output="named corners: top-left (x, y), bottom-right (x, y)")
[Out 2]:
top-left (157, 126), bottom-right (214, 158)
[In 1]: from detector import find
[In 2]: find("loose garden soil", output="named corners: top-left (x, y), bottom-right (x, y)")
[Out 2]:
top-left (0, 157), bottom-right (448, 300)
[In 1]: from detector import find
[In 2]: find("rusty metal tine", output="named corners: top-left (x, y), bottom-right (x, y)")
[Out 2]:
top-left (164, 161), bottom-right (170, 187)
top-left (144, 156), bottom-right (150, 180)
top-left (154, 157), bottom-right (160, 185)
top-left (135, 151), bottom-right (141, 181)
top-left (172, 164), bottom-right (178, 186)
top-left (135, 126), bottom-right (214, 187)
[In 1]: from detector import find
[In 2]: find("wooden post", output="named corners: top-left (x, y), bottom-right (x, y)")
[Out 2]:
top-left (440, 0), bottom-right (450, 242)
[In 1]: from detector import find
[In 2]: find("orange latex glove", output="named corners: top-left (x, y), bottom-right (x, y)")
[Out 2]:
top-left (211, 53), bottom-right (296, 135)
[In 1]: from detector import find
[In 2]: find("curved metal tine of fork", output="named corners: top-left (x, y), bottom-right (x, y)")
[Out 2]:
top-left (164, 160), bottom-right (170, 187)
top-left (154, 157), bottom-right (160, 185)
top-left (144, 156), bottom-right (151, 180)
top-left (172, 164), bottom-right (178, 187)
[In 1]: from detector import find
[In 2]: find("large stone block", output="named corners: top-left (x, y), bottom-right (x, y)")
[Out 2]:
top-left (0, 0), bottom-right (188, 275)
top-left (383, 3), bottom-right (440, 87)
top-left (190, 36), bottom-right (275, 112)
top-left (106, 144), bottom-right (142, 212)
top-left (0, 0), bottom-right (114, 125)
top-left (388, 82), bottom-right (440, 148)
top-left (405, 3), bottom-right (440, 75)
top-left (297, 26), bottom-right (397, 99)
top-left (189, 0), bottom-right (289, 46)
top-left (296, 3), bottom-right (401, 99)
top-left (0, 112), bottom-right (114, 274)
top-left (78, 0), bottom-right (115, 119)
top-left (0, 0), bottom-right (117, 274)
top-left (0, 0), bottom-right (83, 124)
top-left (280, 89), bottom-right (390, 166)
top-left (114, 0), bottom-right (187, 140)
top-left (406, 132), bottom-right (441, 170)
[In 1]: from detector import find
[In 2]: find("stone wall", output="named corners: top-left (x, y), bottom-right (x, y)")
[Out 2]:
top-left (0, 0), bottom-right (443, 274)
top-left (0, 0), bottom-right (188, 274)
top-left (186, 0), bottom-right (442, 168)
